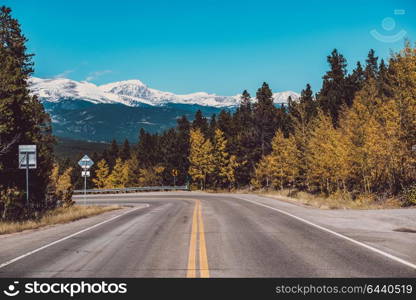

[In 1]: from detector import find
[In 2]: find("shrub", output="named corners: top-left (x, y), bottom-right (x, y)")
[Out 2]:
top-left (0, 187), bottom-right (24, 220)
top-left (403, 184), bottom-right (416, 206)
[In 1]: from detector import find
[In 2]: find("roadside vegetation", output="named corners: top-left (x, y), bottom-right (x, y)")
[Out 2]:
top-left (0, 6), bottom-right (58, 221)
top-left (0, 7), bottom-right (114, 223)
top-left (257, 189), bottom-right (403, 210)
top-left (0, 205), bottom-right (120, 235)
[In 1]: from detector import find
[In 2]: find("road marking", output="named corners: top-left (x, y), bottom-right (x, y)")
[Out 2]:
top-left (198, 200), bottom-right (210, 278)
top-left (235, 196), bottom-right (416, 271)
top-left (186, 200), bottom-right (210, 278)
top-left (186, 200), bottom-right (199, 278)
top-left (0, 204), bottom-right (149, 270)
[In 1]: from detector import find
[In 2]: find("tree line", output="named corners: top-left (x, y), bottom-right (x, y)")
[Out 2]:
top-left (0, 7), bottom-right (64, 220)
top-left (74, 42), bottom-right (416, 206)
top-left (253, 45), bottom-right (416, 204)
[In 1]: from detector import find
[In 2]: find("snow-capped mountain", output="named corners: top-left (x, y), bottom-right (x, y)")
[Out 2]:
top-left (28, 77), bottom-right (300, 142)
top-left (29, 77), bottom-right (299, 108)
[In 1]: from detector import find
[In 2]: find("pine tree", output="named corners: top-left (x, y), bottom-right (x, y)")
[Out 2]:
top-left (192, 110), bottom-right (209, 135)
top-left (240, 90), bottom-right (252, 112)
top-left (253, 82), bottom-right (279, 159)
top-left (317, 49), bottom-right (349, 126)
top-left (0, 6), bottom-right (55, 216)
top-left (288, 84), bottom-right (316, 135)
top-left (364, 49), bottom-right (379, 80)
top-left (159, 128), bottom-right (179, 184)
top-left (299, 84), bottom-right (317, 121)
top-left (234, 90), bottom-right (253, 134)
top-left (119, 139), bottom-right (131, 161)
top-left (137, 128), bottom-right (160, 168)
top-left (233, 90), bottom-right (255, 186)
top-left (378, 59), bottom-right (391, 98)
top-left (188, 128), bottom-right (214, 190)
top-left (107, 139), bottom-right (119, 169)
top-left (345, 62), bottom-right (365, 107)
top-left (93, 159), bottom-right (110, 188)
top-left (176, 116), bottom-right (190, 185)
top-left (217, 110), bottom-right (234, 141)
top-left (208, 114), bottom-right (217, 141)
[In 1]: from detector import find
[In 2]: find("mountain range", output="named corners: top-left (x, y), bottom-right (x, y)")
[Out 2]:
top-left (29, 77), bottom-right (300, 142)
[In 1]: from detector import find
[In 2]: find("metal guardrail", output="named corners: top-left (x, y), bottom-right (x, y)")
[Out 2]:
top-left (73, 185), bottom-right (189, 194)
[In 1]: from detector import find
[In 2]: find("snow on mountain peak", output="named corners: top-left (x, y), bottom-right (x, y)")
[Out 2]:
top-left (29, 77), bottom-right (299, 108)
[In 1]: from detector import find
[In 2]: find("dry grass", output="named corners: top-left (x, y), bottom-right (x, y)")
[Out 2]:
top-left (0, 205), bottom-right (121, 235)
top-left (258, 189), bottom-right (403, 210)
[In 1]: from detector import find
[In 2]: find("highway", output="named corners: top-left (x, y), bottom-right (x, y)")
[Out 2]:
top-left (0, 192), bottom-right (415, 277)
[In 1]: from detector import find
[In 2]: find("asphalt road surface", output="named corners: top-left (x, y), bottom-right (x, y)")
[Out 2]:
top-left (0, 192), bottom-right (415, 277)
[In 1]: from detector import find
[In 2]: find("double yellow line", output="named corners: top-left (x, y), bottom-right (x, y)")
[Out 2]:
top-left (186, 200), bottom-right (210, 278)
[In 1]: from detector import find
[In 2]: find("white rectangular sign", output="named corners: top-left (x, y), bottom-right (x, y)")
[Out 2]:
top-left (82, 170), bottom-right (90, 177)
top-left (19, 145), bottom-right (37, 169)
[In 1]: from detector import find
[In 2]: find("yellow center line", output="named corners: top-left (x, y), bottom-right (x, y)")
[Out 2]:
top-left (198, 200), bottom-right (210, 278)
top-left (186, 200), bottom-right (199, 278)
top-left (186, 199), bottom-right (210, 278)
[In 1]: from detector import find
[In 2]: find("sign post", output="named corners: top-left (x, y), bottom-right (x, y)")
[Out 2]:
top-left (171, 169), bottom-right (179, 187)
top-left (78, 155), bottom-right (94, 205)
top-left (19, 145), bottom-right (37, 207)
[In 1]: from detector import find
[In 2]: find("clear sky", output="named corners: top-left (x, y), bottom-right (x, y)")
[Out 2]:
top-left (3, 0), bottom-right (416, 95)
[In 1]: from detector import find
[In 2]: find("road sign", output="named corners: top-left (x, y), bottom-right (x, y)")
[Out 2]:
top-left (82, 171), bottom-right (90, 177)
top-left (19, 145), bottom-right (37, 206)
top-left (171, 169), bottom-right (179, 186)
top-left (18, 145), bottom-right (37, 169)
top-left (171, 169), bottom-right (179, 177)
top-left (78, 155), bottom-right (94, 169)
top-left (78, 154), bottom-right (94, 205)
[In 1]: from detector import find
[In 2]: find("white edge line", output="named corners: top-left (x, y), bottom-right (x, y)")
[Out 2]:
top-left (235, 196), bottom-right (416, 271)
top-left (0, 204), bottom-right (149, 270)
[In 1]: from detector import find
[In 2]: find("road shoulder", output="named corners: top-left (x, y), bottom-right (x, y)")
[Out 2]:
top-left (228, 193), bottom-right (416, 268)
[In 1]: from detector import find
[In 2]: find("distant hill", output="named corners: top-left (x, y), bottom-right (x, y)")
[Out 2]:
top-left (54, 137), bottom-right (110, 160)
top-left (45, 101), bottom-right (224, 142)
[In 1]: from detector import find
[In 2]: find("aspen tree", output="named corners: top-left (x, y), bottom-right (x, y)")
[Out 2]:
top-left (268, 131), bottom-right (299, 190)
top-left (57, 167), bottom-right (74, 206)
top-left (252, 155), bottom-right (273, 189)
top-left (213, 129), bottom-right (236, 188)
top-left (342, 77), bottom-right (406, 193)
top-left (306, 111), bottom-right (349, 194)
top-left (188, 128), bottom-right (214, 190)
top-left (106, 158), bottom-right (129, 188)
top-left (93, 159), bottom-right (110, 189)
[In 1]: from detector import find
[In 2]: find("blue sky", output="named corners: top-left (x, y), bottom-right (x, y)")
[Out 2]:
top-left (3, 0), bottom-right (416, 95)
